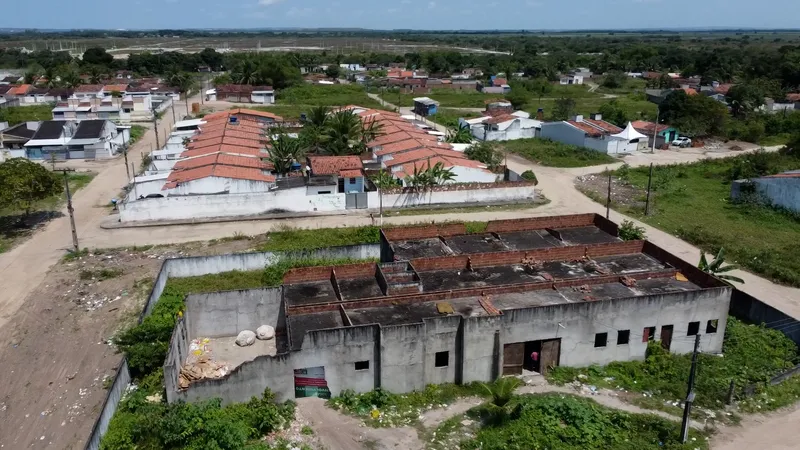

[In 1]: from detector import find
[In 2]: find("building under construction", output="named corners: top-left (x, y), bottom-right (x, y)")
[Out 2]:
top-left (165, 213), bottom-right (732, 404)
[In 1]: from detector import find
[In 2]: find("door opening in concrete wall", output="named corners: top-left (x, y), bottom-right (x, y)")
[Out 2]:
top-left (660, 325), bottom-right (674, 350)
top-left (503, 339), bottom-right (561, 376)
top-left (294, 366), bottom-right (331, 399)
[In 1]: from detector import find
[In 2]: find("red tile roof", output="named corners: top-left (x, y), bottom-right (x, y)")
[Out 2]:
top-left (202, 108), bottom-right (283, 122)
top-left (631, 120), bottom-right (669, 134)
top-left (192, 128), bottom-right (266, 142)
top-left (584, 118), bottom-right (623, 134)
top-left (104, 84), bottom-right (129, 93)
top-left (384, 149), bottom-right (438, 167)
top-left (567, 121), bottom-right (604, 137)
top-left (308, 156), bottom-right (363, 175)
top-left (180, 145), bottom-right (266, 159)
top-left (681, 87), bottom-right (698, 96)
top-left (339, 169), bottom-right (364, 178)
top-left (375, 138), bottom-right (430, 156)
top-left (493, 78), bottom-right (508, 85)
top-left (173, 153), bottom-right (272, 171)
top-left (368, 130), bottom-right (437, 148)
top-left (188, 136), bottom-right (265, 150)
top-left (74, 84), bottom-right (104, 93)
top-left (485, 114), bottom-right (518, 125)
top-left (786, 93), bottom-right (800, 102)
top-left (9, 84), bottom-right (32, 95)
top-left (714, 84), bottom-right (733, 95)
top-left (164, 165), bottom-right (275, 189)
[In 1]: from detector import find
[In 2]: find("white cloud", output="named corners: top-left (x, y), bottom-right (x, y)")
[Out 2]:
top-left (258, 0), bottom-right (284, 5)
top-left (286, 6), bottom-right (313, 16)
top-left (428, 1), bottom-right (436, 8)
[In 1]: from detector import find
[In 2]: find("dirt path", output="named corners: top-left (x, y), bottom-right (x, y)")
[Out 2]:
top-left (297, 397), bottom-right (423, 450)
top-left (712, 403), bottom-right (800, 450)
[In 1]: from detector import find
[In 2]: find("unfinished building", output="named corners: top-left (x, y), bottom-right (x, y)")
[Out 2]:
top-left (165, 213), bottom-right (732, 404)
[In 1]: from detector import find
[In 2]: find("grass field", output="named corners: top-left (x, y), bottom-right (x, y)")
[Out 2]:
top-left (594, 77), bottom-right (648, 95)
top-left (582, 153), bottom-right (800, 286)
top-left (502, 138), bottom-right (618, 168)
top-left (277, 84), bottom-right (385, 109)
top-left (526, 95), bottom-right (657, 121)
top-left (0, 104), bottom-right (54, 125)
top-left (428, 107), bottom-right (481, 128)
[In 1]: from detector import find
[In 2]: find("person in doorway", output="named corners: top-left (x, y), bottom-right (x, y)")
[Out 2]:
top-left (531, 351), bottom-right (539, 363)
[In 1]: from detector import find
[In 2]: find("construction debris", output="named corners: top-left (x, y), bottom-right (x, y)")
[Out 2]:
top-left (521, 255), bottom-right (544, 271)
top-left (620, 276), bottom-right (637, 287)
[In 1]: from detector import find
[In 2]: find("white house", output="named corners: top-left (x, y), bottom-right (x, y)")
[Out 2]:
top-left (468, 113), bottom-right (542, 142)
top-left (540, 114), bottom-right (630, 155)
top-left (251, 87), bottom-right (275, 104)
top-left (24, 119), bottom-right (128, 160)
top-left (73, 84), bottom-right (105, 99)
top-left (560, 74), bottom-right (584, 85)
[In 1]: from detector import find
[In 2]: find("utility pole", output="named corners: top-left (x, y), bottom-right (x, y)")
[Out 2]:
top-left (644, 163), bottom-right (653, 215)
top-left (171, 99), bottom-right (176, 123)
top-left (651, 107), bottom-right (660, 153)
top-left (131, 162), bottom-right (138, 199)
top-left (378, 186), bottom-right (383, 226)
top-left (152, 107), bottom-right (160, 150)
top-left (59, 169), bottom-right (79, 253)
top-left (606, 169), bottom-right (612, 219)
top-left (681, 334), bottom-right (701, 443)
top-left (123, 148), bottom-right (130, 180)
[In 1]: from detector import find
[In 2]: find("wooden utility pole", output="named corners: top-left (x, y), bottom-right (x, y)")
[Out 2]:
top-left (606, 169), bottom-right (612, 219)
top-left (59, 169), bottom-right (79, 253)
top-left (644, 163), bottom-right (653, 215)
top-left (680, 334), bottom-right (701, 443)
top-left (152, 107), bottom-right (160, 150)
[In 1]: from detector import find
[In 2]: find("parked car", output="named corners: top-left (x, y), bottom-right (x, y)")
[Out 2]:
top-left (672, 136), bottom-right (692, 148)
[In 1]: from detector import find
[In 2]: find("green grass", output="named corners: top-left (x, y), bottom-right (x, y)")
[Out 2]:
top-left (0, 104), bottom-right (54, 125)
top-left (277, 84), bottom-right (384, 108)
top-left (547, 318), bottom-right (799, 411)
top-left (759, 132), bottom-right (792, 147)
top-left (258, 225), bottom-right (381, 252)
top-left (502, 138), bottom-right (618, 168)
top-left (526, 95), bottom-right (657, 121)
top-left (461, 393), bottom-right (708, 450)
top-left (251, 105), bottom-right (313, 121)
top-left (595, 77), bottom-right (649, 95)
top-left (600, 153), bottom-right (800, 286)
top-left (328, 383), bottom-right (489, 427)
top-left (428, 107), bottom-right (481, 128)
top-left (128, 125), bottom-right (146, 145)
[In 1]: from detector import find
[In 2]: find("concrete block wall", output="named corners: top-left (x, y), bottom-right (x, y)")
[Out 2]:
top-left (381, 223), bottom-right (467, 241)
top-left (184, 288), bottom-right (283, 339)
top-left (423, 315), bottom-right (462, 385)
top-left (164, 319), bottom-right (188, 401)
top-left (380, 323), bottom-right (426, 393)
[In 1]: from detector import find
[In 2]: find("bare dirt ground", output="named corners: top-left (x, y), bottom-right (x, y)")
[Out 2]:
top-left (0, 238), bottom-right (258, 449)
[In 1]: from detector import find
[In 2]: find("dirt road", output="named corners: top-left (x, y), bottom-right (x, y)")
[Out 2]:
top-left (712, 403), bottom-right (800, 450)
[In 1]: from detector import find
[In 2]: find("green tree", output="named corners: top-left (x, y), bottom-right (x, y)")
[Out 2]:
top-left (698, 248), bottom-right (745, 284)
top-left (199, 47), bottom-right (224, 71)
top-left (504, 89), bottom-right (528, 110)
top-left (370, 169), bottom-right (398, 189)
top-left (446, 126), bottom-right (473, 144)
top-left (211, 73), bottom-right (232, 86)
top-left (465, 141), bottom-right (503, 170)
top-left (0, 158), bottom-right (63, 216)
top-left (87, 65), bottom-right (105, 84)
top-left (660, 90), bottom-right (728, 137)
top-left (528, 77), bottom-right (553, 106)
top-left (82, 47), bottom-right (113, 67)
top-left (325, 65), bottom-right (342, 79)
top-left (598, 100), bottom-right (629, 127)
top-left (323, 110), bottom-right (363, 155)
top-left (552, 97), bottom-right (576, 121)
top-left (601, 70), bottom-right (627, 89)
top-left (268, 134), bottom-right (305, 175)
top-left (60, 70), bottom-right (82, 88)
top-left (167, 71), bottom-right (198, 115)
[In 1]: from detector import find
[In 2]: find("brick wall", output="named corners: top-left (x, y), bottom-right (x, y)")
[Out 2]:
top-left (382, 223), bottom-right (467, 241)
top-left (332, 262), bottom-right (377, 280)
top-left (382, 180), bottom-right (536, 195)
top-left (593, 215), bottom-right (620, 237)
top-left (282, 266), bottom-right (332, 284)
top-left (642, 241), bottom-right (726, 288)
top-left (485, 213), bottom-right (597, 233)
top-left (287, 267), bottom-right (678, 315)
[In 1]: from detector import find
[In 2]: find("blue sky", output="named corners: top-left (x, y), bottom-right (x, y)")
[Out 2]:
top-left (4, 0), bottom-right (800, 30)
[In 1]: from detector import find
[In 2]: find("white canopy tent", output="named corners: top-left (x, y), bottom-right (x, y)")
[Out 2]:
top-left (611, 122), bottom-right (649, 153)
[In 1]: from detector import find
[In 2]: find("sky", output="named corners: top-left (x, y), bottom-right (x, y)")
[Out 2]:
top-left (3, 0), bottom-right (800, 30)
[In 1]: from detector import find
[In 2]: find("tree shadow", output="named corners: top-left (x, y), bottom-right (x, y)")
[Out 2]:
top-left (0, 211), bottom-right (65, 241)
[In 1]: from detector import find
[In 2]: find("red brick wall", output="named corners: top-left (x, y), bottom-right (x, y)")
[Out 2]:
top-left (642, 241), bottom-right (726, 288)
top-left (282, 266), bottom-right (332, 284)
top-left (382, 181), bottom-right (536, 195)
top-left (333, 263), bottom-right (377, 280)
top-left (485, 213), bottom-right (597, 233)
top-left (287, 267), bottom-right (678, 315)
top-left (382, 223), bottom-right (467, 241)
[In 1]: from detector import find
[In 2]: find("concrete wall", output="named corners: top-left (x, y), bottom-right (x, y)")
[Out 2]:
top-left (84, 359), bottom-right (131, 450)
top-left (164, 319), bottom-right (188, 399)
top-left (731, 177), bottom-right (800, 213)
top-left (729, 288), bottom-right (800, 346)
top-left (173, 285), bottom-right (731, 404)
top-left (120, 188), bottom-right (346, 222)
top-left (541, 122), bottom-right (586, 148)
top-left (184, 288), bottom-right (283, 339)
top-left (371, 183), bottom-right (534, 209)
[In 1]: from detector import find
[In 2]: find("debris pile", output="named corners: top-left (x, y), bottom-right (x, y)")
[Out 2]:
top-left (179, 338), bottom-right (229, 389)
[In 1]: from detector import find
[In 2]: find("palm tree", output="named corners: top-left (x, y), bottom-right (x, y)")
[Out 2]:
top-left (323, 110), bottom-right (362, 155)
top-left (359, 118), bottom-right (385, 152)
top-left (371, 169), bottom-right (397, 190)
top-left (479, 376), bottom-right (522, 409)
top-left (87, 65), bottom-right (105, 84)
top-left (168, 72), bottom-right (198, 116)
top-left (428, 161), bottom-right (456, 185)
top-left (446, 126), bottom-right (473, 144)
top-left (306, 106), bottom-right (330, 128)
top-left (698, 248), bottom-right (745, 284)
top-left (232, 59), bottom-right (258, 85)
top-left (61, 70), bottom-right (82, 88)
top-left (268, 134), bottom-right (305, 175)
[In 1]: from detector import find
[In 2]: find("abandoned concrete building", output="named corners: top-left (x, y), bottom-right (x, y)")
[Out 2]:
top-left (165, 213), bottom-right (732, 404)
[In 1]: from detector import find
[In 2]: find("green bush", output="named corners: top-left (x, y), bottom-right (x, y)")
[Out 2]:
top-left (502, 138), bottom-right (616, 168)
top-left (520, 170), bottom-right (538, 184)
top-left (461, 393), bottom-right (707, 450)
top-left (618, 220), bottom-right (646, 241)
top-left (258, 225), bottom-right (380, 252)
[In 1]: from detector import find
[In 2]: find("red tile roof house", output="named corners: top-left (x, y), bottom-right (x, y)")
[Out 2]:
top-left (74, 84), bottom-right (105, 99)
top-left (307, 156), bottom-right (366, 194)
top-left (212, 85), bottom-right (274, 104)
top-left (162, 160), bottom-right (276, 196)
top-left (540, 114), bottom-right (635, 155)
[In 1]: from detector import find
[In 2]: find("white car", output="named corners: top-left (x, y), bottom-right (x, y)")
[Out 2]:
top-left (672, 136), bottom-right (692, 148)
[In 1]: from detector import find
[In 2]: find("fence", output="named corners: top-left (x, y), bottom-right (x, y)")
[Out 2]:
top-left (742, 363), bottom-right (800, 397)
top-left (83, 243), bottom-right (380, 449)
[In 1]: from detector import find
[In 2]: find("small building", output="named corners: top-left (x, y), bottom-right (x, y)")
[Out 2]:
top-left (540, 114), bottom-right (631, 155)
top-left (307, 155), bottom-right (365, 194)
top-left (173, 118), bottom-right (207, 133)
top-left (473, 113), bottom-right (542, 142)
top-left (0, 121), bottom-right (39, 158)
top-left (23, 121), bottom-right (75, 159)
top-left (74, 84), bottom-right (105, 99)
top-left (560, 74), bottom-right (584, 85)
top-left (250, 86), bottom-right (275, 105)
top-left (413, 97), bottom-right (439, 117)
top-left (731, 171), bottom-right (800, 213)
top-left (214, 84), bottom-right (274, 103)
top-left (631, 120), bottom-right (679, 148)
top-left (23, 119), bottom-right (127, 160)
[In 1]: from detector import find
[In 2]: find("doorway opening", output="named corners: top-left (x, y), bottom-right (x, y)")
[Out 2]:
top-left (502, 338), bottom-right (561, 376)
top-left (294, 366), bottom-right (331, 399)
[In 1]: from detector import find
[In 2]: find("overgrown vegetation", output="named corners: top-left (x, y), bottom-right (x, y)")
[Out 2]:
top-left (127, 125), bottom-right (145, 145)
top-left (328, 383), bottom-right (489, 427)
top-left (461, 393), bottom-right (708, 450)
top-left (618, 220), bottom-right (646, 241)
top-left (258, 225), bottom-right (380, 252)
top-left (592, 150), bottom-right (800, 286)
top-left (502, 138), bottom-right (617, 168)
top-left (547, 318), bottom-right (799, 411)
top-left (277, 84), bottom-right (383, 108)
top-left (0, 104), bottom-right (54, 125)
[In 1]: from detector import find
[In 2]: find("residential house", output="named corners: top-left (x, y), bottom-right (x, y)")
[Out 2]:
top-left (50, 99), bottom-right (95, 121)
top-left (202, 108), bottom-right (283, 125)
top-left (390, 156), bottom-right (497, 186)
top-left (0, 85), bottom-right (14, 100)
top-left (96, 98), bottom-right (130, 121)
top-left (23, 121), bottom-right (76, 159)
top-left (762, 97), bottom-right (797, 114)
top-left (572, 68), bottom-right (593, 79)
top-left (173, 118), bottom-right (207, 133)
top-left (67, 119), bottom-right (129, 159)
top-left (306, 156), bottom-right (365, 194)
top-left (7, 84), bottom-right (32, 101)
top-left (23, 87), bottom-right (49, 104)
top-left (213, 84), bottom-right (273, 103)
top-left (632, 120), bottom-right (679, 148)
top-left (413, 97), bottom-right (439, 117)
top-left (74, 84), bottom-right (105, 99)
top-left (470, 113), bottom-right (542, 142)
top-left (251, 86), bottom-right (275, 104)
top-left (489, 76), bottom-right (508, 87)
top-left (162, 161), bottom-right (276, 196)
top-left (46, 88), bottom-right (74, 102)
top-left (103, 83), bottom-right (129, 97)
top-left (540, 114), bottom-right (636, 154)
top-left (0, 121), bottom-right (40, 158)
top-left (560, 74), bottom-right (584, 85)
top-left (0, 75), bottom-right (22, 85)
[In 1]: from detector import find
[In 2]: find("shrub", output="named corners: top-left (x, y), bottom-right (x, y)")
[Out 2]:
top-left (618, 220), bottom-right (646, 241)
top-left (520, 170), bottom-right (538, 184)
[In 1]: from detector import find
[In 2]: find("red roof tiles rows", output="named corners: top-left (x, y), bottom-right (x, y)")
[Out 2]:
top-left (164, 165), bottom-right (275, 190)
top-left (308, 156), bottom-right (363, 176)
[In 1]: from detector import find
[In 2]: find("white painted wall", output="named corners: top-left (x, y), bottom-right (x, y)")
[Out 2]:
top-left (120, 187), bottom-right (346, 222)
top-left (307, 184), bottom-right (338, 195)
top-left (164, 177), bottom-right (275, 196)
top-left (369, 183), bottom-right (535, 208)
